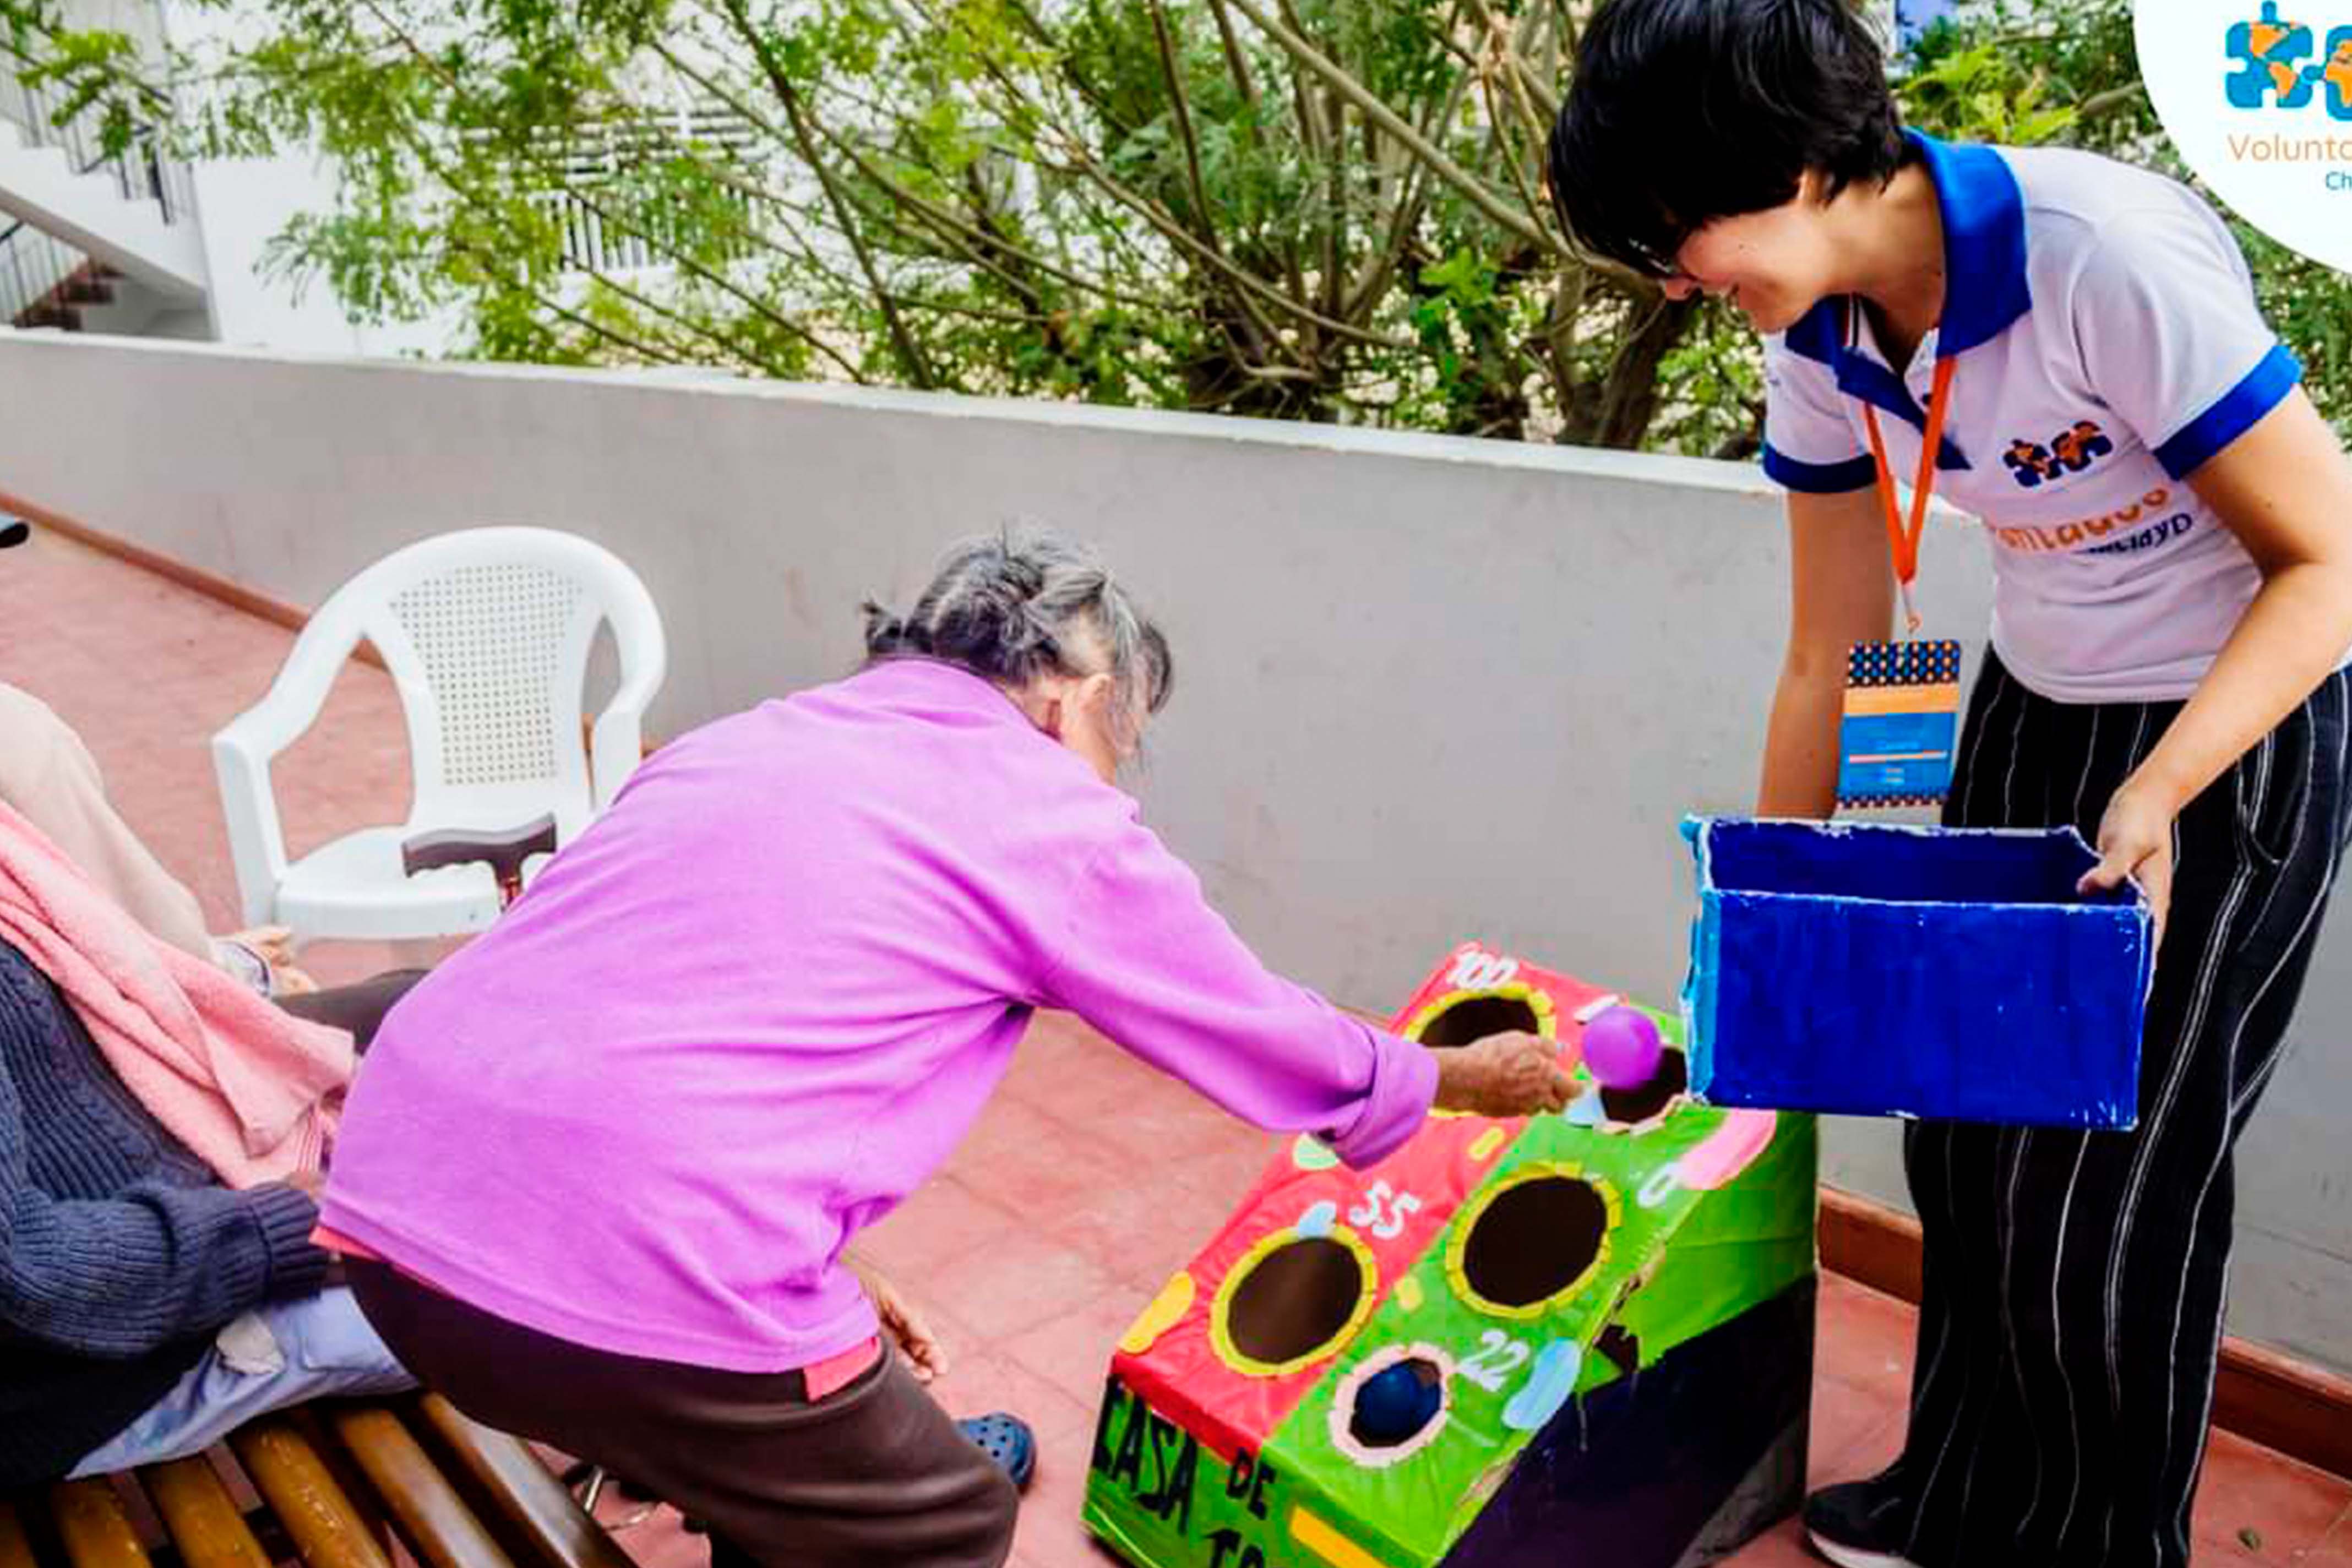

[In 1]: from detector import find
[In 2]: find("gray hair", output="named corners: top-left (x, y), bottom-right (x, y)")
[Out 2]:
top-left (863, 529), bottom-right (1174, 747)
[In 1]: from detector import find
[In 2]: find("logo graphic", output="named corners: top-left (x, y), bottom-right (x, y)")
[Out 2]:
top-left (2001, 420), bottom-right (2116, 489)
top-left (2224, 3), bottom-right (2352, 113)
top-left (2137, 1), bottom-right (2352, 275)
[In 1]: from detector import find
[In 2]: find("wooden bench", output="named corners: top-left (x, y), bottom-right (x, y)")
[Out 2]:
top-left (2, 1396), bottom-right (637, 1568)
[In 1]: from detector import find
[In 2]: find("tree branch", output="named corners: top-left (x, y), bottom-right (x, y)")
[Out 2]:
top-left (1043, 139), bottom-right (1412, 350)
top-left (1202, 0), bottom-right (1264, 134)
top-left (1138, 0), bottom-right (1283, 359)
top-left (709, 0), bottom-right (939, 388)
top-left (2077, 80), bottom-right (2147, 121)
top-left (657, 28), bottom-right (1170, 317)
top-left (1217, 0), bottom-right (1560, 255)
top-left (1146, 0), bottom-right (1215, 239)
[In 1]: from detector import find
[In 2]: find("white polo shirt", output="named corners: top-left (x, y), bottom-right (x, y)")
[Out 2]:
top-left (1761, 130), bottom-right (2311, 704)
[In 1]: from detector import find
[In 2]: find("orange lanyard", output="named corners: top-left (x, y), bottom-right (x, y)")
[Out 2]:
top-left (1860, 352), bottom-right (1957, 638)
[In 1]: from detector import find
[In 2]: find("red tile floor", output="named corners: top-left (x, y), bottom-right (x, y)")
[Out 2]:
top-left (3, 525), bottom-right (2348, 1566)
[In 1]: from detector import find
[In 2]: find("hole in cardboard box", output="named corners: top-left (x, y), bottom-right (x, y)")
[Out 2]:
top-left (1461, 1175), bottom-right (1608, 1311)
top-left (1346, 1357), bottom-right (1446, 1449)
top-left (1413, 993), bottom-right (1542, 1048)
top-left (1224, 1236), bottom-right (1370, 1368)
top-left (1599, 1047), bottom-right (1688, 1127)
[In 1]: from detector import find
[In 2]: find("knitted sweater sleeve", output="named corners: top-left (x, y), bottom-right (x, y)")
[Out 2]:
top-left (0, 1036), bottom-right (328, 1360)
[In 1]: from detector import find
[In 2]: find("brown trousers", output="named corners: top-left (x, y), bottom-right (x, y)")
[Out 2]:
top-left (346, 1261), bottom-right (1017, 1568)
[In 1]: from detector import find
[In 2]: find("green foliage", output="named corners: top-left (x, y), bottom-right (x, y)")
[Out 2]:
top-left (1899, 39), bottom-right (2078, 145)
top-left (1, 0), bottom-right (1710, 445)
top-left (0, 0), bottom-right (2342, 447)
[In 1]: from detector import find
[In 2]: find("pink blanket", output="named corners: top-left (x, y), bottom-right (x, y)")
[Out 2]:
top-left (0, 801), bottom-right (352, 1187)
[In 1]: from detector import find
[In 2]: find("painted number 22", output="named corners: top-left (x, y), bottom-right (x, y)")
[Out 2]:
top-left (1346, 1181), bottom-right (1423, 1240)
top-left (1459, 1330), bottom-right (1530, 1392)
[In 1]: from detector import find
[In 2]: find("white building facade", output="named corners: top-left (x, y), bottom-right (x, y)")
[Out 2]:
top-left (0, 0), bottom-right (453, 352)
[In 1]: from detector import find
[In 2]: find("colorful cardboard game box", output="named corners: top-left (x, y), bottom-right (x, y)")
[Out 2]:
top-left (1084, 944), bottom-right (1818, 1568)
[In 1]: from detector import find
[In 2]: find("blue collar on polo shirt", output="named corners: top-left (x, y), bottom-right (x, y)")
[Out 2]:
top-left (1781, 130), bottom-right (2032, 472)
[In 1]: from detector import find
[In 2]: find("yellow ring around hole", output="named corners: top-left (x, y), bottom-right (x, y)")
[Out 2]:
top-left (1444, 1161), bottom-right (1623, 1322)
top-left (1207, 1225), bottom-right (1381, 1379)
top-left (1401, 983), bottom-right (1559, 1048)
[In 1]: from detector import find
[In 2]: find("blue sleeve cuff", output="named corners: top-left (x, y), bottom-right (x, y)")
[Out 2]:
top-left (249, 1183), bottom-right (329, 1300)
top-left (1761, 445), bottom-right (1879, 494)
top-left (2153, 345), bottom-right (2302, 481)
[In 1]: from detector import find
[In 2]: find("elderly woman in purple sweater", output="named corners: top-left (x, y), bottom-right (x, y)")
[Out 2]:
top-left (322, 530), bottom-right (1570, 1568)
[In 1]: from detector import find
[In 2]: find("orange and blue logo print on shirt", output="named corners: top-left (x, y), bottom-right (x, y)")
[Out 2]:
top-left (2002, 419), bottom-right (2115, 489)
top-left (2226, 3), bottom-right (2352, 119)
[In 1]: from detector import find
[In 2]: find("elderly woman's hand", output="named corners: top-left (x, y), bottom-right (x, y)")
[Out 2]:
top-left (219, 926), bottom-right (319, 997)
top-left (1431, 1032), bottom-right (1577, 1119)
top-left (847, 1255), bottom-right (949, 1382)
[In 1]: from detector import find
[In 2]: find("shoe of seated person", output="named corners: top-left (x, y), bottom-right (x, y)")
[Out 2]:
top-left (1804, 1476), bottom-right (1923, 1568)
top-left (959, 1412), bottom-right (1037, 1491)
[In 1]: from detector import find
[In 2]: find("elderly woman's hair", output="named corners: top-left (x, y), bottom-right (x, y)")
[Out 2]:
top-left (863, 529), bottom-right (1174, 745)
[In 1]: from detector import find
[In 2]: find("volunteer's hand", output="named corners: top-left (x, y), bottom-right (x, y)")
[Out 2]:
top-left (850, 1256), bottom-right (948, 1382)
top-left (1432, 1032), bottom-right (1577, 1119)
top-left (2079, 781), bottom-right (2176, 948)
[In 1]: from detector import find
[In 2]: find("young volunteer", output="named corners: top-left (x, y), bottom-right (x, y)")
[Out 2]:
top-left (1549, 3), bottom-right (2352, 1565)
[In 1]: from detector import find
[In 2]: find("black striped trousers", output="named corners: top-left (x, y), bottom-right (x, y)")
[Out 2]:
top-left (1882, 653), bottom-right (2352, 1568)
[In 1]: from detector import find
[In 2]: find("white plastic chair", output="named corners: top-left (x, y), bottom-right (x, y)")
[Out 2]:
top-left (213, 527), bottom-right (668, 943)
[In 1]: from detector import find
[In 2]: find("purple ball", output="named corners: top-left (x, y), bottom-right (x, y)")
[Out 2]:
top-left (1583, 1006), bottom-right (1664, 1090)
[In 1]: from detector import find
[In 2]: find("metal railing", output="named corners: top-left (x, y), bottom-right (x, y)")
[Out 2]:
top-left (0, 70), bottom-right (200, 326)
top-left (0, 216), bottom-right (97, 326)
top-left (503, 103), bottom-right (762, 277)
top-left (527, 182), bottom-right (759, 277)
top-left (3, 74), bottom-right (195, 225)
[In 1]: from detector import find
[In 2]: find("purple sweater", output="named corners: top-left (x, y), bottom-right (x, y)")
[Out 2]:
top-left (322, 659), bottom-right (1436, 1371)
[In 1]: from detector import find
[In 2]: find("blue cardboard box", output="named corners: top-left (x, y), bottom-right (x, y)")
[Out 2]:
top-left (1681, 817), bottom-right (2151, 1129)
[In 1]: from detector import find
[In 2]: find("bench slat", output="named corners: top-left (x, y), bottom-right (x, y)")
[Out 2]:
top-left (326, 1408), bottom-right (515, 1568)
top-left (411, 1398), bottom-right (636, 1568)
top-left (139, 1459), bottom-right (270, 1568)
top-left (46, 1482), bottom-right (148, 1568)
top-left (227, 1420), bottom-right (391, 1568)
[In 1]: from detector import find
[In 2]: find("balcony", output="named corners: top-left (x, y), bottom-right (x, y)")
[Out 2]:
top-left (0, 329), bottom-right (2346, 1566)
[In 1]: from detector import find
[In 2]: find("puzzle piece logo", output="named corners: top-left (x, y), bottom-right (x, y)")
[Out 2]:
top-left (2225, 5), bottom-right (2352, 117)
top-left (2003, 420), bottom-right (2116, 489)
top-left (2136, 0), bottom-right (2352, 276)
top-left (2226, 2), bottom-right (2318, 108)
top-left (2325, 29), bottom-right (2352, 116)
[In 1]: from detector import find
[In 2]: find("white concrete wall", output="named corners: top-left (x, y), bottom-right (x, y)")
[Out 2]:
top-left (0, 330), bottom-right (2345, 1375)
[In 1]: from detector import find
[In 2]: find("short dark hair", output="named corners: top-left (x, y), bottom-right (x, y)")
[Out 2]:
top-left (1546, 0), bottom-right (1912, 279)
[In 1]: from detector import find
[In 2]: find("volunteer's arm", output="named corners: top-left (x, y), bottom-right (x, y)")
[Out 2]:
top-left (2082, 389), bottom-right (2352, 928)
top-left (1756, 486), bottom-right (1898, 818)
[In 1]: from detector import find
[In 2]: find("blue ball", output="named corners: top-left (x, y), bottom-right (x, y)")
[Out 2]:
top-left (1353, 1360), bottom-right (1442, 1444)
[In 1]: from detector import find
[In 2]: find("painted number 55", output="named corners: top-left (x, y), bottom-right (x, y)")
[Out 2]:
top-left (1347, 1180), bottom-right (1423, 1240)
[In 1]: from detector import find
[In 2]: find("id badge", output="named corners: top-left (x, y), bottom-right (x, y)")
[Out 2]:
top-left (1838, 639), bottom-right (1962, 809)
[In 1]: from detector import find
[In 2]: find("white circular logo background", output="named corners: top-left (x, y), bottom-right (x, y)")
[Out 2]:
top-left (2134, 0), bottom-right (2352, 273)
